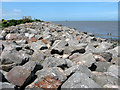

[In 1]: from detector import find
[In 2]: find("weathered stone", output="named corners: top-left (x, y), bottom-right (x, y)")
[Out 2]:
top-left (61, 72), bottom-right (101, 88)
top-left (69, 53), bottom-right (81, 60)
top-left (92, 72), bottom-right (118, 87)
top-left (97, 42), bottom-right (114, 52)
top-left (7, 61), bottom-right (42, 86)
top-left (29, 40), bottom-right (47, 51)
top-left (73, 53), bottom-right (96, 67)
top-left (30, 50), bottom-right (45, 63)
top-left (107, 65), bottom-right (119, 78)
top-left (27, 67), bottom-right (66, 88)
top-left (95, 62), bottom-right (112, 72)
top-left (99, 52), bottom-right (112, 62)
top-left (64, 64), bottom-right (92, 78)
top-left (64, 45), bottom-right (85, 54)
top-left (42, 57), bottom-right (67, 68)
top-left (51, 40), bottom-right (67, 53)
top-left (1, 46), bottom-right (29, 65)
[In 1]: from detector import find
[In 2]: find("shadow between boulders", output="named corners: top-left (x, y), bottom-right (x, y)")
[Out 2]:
top-left (88, 63), bottom-right (97, 71)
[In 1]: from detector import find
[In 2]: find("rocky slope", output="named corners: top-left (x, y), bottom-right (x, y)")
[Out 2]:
top-left (0, 21), bottom-right (119, 89)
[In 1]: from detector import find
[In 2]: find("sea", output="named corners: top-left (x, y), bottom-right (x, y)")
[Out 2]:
top-left (52, 21), bottom-right (119, 40)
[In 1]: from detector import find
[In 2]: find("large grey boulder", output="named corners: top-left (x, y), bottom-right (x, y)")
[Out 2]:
top-left (61, 72), bottom-right (101, 88)
top-left (107, 65), bottom-right (120, 78)
top-left (72, 53), bottom-right (96, 67)
top-left (92, 72), bottom-right (119, 87)
top-left (51, 40), bottom-right (68, 55)
top-left (95, 62), bottom-right (112, 72)
top-left (1, 45), bottom-right (29, 65)
top-left (64, 45), bottom-right (85, 54)
top-left (30, 50), bottom-right (45, 63)
top-left (42, 56), bottom-right (67, 68)
top-left (64, 64), bottom-right (92, 78)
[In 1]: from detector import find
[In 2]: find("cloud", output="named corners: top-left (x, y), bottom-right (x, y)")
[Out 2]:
top-left (2, 9), bottom-right (22, 19)
top-left (13, 9), bottom-right (21, 13)
top-left (1, 0), bottom-right (120, 2)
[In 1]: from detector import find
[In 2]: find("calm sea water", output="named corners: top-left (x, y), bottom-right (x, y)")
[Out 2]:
top-left (52, 21), bottom-right (119, 40)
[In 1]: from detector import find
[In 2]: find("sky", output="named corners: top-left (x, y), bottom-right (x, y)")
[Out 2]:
top-left (1, 2), bottom-right (118, 21)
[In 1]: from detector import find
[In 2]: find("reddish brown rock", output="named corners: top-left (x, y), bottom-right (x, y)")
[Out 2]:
top-left (34, 76), bottom-right (61, 88)
top-left (6, 61), bottom-right (42, 86)
top-left (7, 66), bottom-right (31, 86)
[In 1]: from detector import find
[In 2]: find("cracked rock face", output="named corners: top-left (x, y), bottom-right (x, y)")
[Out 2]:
top-left (0, 21), bottom-right (119, 89)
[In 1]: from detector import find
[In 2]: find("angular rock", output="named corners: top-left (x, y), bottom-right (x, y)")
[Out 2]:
top-left (95, 62), bottom-right (112, 72)
top-left (72, 53), bottom-right (96, 67)
top-left (29, 40), bottom-right (47, 51)
top-left (64, 45), bottom-right (85, 54)
top-left (7, 61), bottom-right (42, 86)
top-left (61, 72), bottom-right (101, 88)
top-left (99, 52), bottom-right (112, 62)
top-left (1, 46), bottom-right (29, 65)
top-left (107, 65), bottom-right (120, 78)
top-left (92, 72), bottom-right (119, 87)
top-left (42, 57), bottom-right (67, 68)
top-left (27, 67), bottom-right (66, 88)
top-left (64, 64), bottom-right (92, 78)
top-left (30, 50), bottom-right (45, 63)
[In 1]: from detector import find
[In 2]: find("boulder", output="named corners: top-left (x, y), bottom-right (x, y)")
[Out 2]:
top-left (7, 61), bottom-right (42, 86)
top-left (51, 40), bottom-right (68, 55)
top-left (64, 64), bottom-right (92, 78)
top-left (99, 52), bottom-right (112, 62)
top-left (107, 65), bottom-right (120, 78)
top-left (61, 72), bottom-right (101, 88)
top-left (42, 57), bottom-right (67, 68)
top-left (72, 53), bottom-right (96, 67)
top-left (95, 62), bottom-right (112, 72)
top-left (92, 72), bottom-right (118, 87)
top-left (27, 67), bottom-right (66, 88)
top-left (1, 46), bottom-right (29, 65)
top-left (30, 50), bottom-right (45, 63)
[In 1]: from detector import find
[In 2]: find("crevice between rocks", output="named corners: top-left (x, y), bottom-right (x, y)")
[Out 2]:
top-left (88, 63), bottom-right (97, 71)
top-left (58, 72), bottom-right (75, 90)
top-left (51, 49), bottom-right (64, 55)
